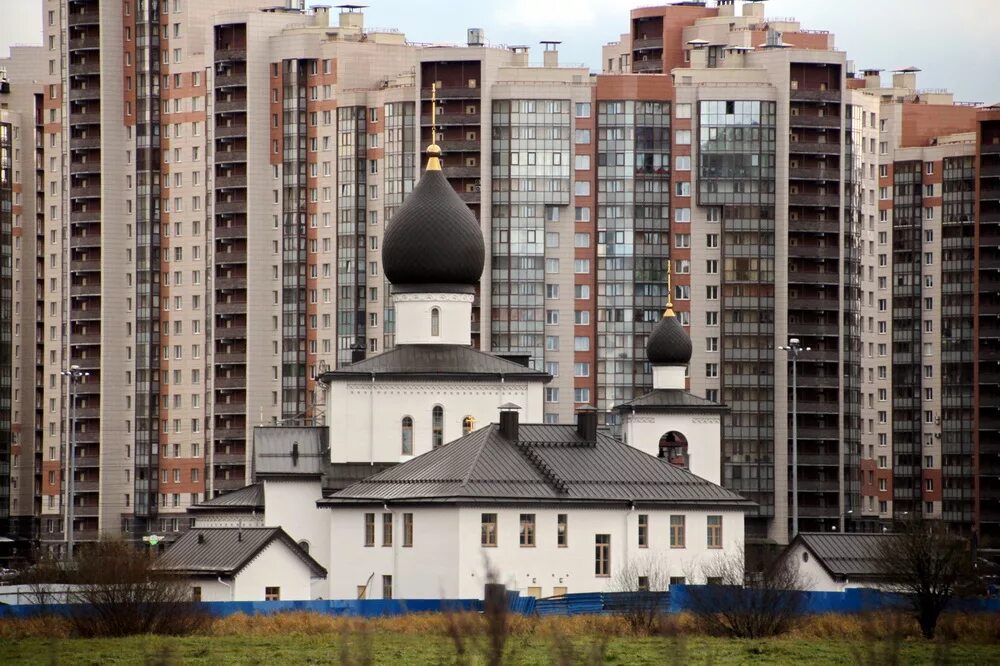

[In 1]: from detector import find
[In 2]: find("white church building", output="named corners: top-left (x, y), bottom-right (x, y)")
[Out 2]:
top-left (161, 140), bottom-right (752, 601)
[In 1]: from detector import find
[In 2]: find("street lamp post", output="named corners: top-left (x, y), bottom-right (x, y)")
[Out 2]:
top-left (61, 365), bottom-right (89, 560)
top-left (779, 338), bottom-right (810, 540)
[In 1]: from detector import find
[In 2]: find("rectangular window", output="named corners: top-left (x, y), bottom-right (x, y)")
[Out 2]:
top-left (364, 513), bottom-right (375, 546)
top-left (519, 513), bottom-right (536, 547)
top-left (382, 575), bottom-right (393, 600)
top-left (265, 587), bottom-right (280, 601)
top-left (403, 513), bottom-right (413, 547)
top-left (557, 514), bottom-right (568, 547)
top-left (707, 515), bottom-right (722, 548)
top-left (670, 515), bottom-right (686, 548)
top-left (382, 513), bottom-right (393, 547)
top-left (481, 513), bottom-right (498, 546)
top-left (595, 534), bottom-right (610, 576)
top-left (638, 514), bottom-right (648, 548)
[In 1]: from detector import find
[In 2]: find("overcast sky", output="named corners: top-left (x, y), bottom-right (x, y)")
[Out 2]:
top-left (2, 0), bottom-right (996, 102)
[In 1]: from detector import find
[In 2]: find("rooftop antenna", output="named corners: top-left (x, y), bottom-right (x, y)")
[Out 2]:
top-left (664, 259), bottom-right (675, 318)
top-left (426, 82), bottom-right (441, 171)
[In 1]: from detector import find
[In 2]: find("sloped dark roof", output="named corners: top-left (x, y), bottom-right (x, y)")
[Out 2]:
top-left (320, 423), bottom-right (752, 508)
top-left (253, 426), bottom-right (327, 478)
top-left (614, 389), bottom-right (727, 413)
top-left (319, 344), bottom-right (551, 381)
top-left (646, 314), bottom-right (692, 365)
top-left (382, 167), bottom-right (485, 290)
top-left (154, 527), bottom-right (326, 578)
top-left (188, 483), bottom-right (263, 513)
top-left (792, 533), bottom-right (901, 579)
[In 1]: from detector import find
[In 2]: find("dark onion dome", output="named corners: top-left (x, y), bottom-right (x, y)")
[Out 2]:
top-left (382, 151), bottom-right (485, 291)
top-left (646, 313), bottom-right (692, 366)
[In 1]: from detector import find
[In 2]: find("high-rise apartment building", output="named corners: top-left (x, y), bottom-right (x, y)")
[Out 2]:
top-left (0, 0), bottom-right (996, 559)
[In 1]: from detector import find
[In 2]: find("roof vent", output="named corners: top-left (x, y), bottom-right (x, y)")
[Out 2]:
top-left (197, 533), bottom-right (205, 545)
top-left (576, 406), bottom-right (598, 443)
top-left (291, 441), bottom-right (300, 466)
top-left (499, 403), bottom-right (521, 440)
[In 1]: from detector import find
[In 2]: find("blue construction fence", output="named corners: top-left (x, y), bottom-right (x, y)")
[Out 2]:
top-left (3, 586), bottom-right (999, 619)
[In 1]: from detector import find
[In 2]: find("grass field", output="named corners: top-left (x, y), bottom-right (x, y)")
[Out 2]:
top-left (3, 633), bottom-right (1000, 665)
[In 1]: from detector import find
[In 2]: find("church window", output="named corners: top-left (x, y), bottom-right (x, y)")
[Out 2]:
top-left (462, 415), bottom-right (475, 434)
top-left (431, 308), bottom-right (440, 337)
top-left (401, 417), bottom-right (413, 455)
top-left (432, 406), bottom-right (444, 448)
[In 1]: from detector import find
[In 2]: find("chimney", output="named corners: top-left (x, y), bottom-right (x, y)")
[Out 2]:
top-left (338, 4), bottom-right (364, 32)
top-left (862, 69), bottom-right (882, 90)
top-left (541, 41), bottom-right (560, 68)
top-left (498, 403), bottom-right (521, 440)
top-left (576, 407), bottom-right (598, 442)
top-left (313, 5), bottom-right (331, 26)
top-left (510, 46), bottom-right (530, 67)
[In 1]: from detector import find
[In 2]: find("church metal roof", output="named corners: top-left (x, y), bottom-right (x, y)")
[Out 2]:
top-left (319, 344), bottom-right (551, 382)
top-left (790, 533), bottom-right (902, 579)
top-left (614, 389), bottom-right (728, 413)
top-left (187, 483), bottom-right (264, 513)
top-left (319, 424), bottom-right (752, 508)
top-left (154, 527), bottom-right (327, 578)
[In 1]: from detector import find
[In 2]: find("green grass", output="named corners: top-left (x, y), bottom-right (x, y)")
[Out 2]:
top-left (2, 633), bottom-right (999, 665)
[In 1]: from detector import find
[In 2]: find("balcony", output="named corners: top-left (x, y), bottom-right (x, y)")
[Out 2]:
top-left (439, 140), bottom-right (480, 153)
top-left (71, 136), bottom-right (101, 150)
top-left (213, 427), bottom-right (246, 440)
top-left (215, 250), bottom-right (247, 265)
top-left (215, 124), bottom-right (247, 139)
top-left (789, 167), bottom-right (840, 181)
top-left (980, 188), bottom-right (1000, 202)
top-left (70, 282), bottom-right (101, 296)
top-left (214, 375), bottom-right (246, 389)
top-left (213, 453), bottom-right (246, 465)
top-left (457, 191), bottom-right (481, 204)
top-left (788, 245), bottom-right (839, 259)
top-left (70, 333), bottom-right (101, 345)
top-left (70, 112), bottom-right (101, 126)
top-left (69, 61), bottom-right (101, 77)
top-left (797, 479), bottom-right (841, 492)
top-left (421, 113), bottom-right (480, 127)
top-left (633, 59), bottom-right (663, 73)
top-left (215, 276), bottom-right (247, 291)
top-left (795, 452), bottom-right (841, 465)
top-left (70, 234), bottom-right (101, 249)
top-left (75, 455), bottom-right (100, 468)
top-left (443, 166), bottom-right (480, 179)
top-left (68, 35), bottom-right (100, 51)
top-left (73, 505), bottom-right (99, 518)
top-left (795, 400), bottom-right (840, 414)
top-left (981, 165), bottom-right (1000, 178)
top-left (788, 269), bottom-right (839, 285)
top-left (215, 150), bottom-right (247, 164)
top-left (74, 480), bottom-right (99, 493)
top-left (632, 37), bottom-right (664, 51)
top-left (69, 87), bottom-right (101, 102)
top-left (70, 259), bottom-right (102, 272)
top-left (215, 174), bottom-right (247, 189)
top-left (797, 505), bottom-right (841, 517)
top-left (789, 297), bottom-right (839, 311)
top-left (74, 405), bottom-right (100, 418)
top-left (789, 114), bottom-right (841, 129)
top-left (214, 48), bottom-right (247, 63)
top-left (215, 301), bottom-right (247, 315)
top-left (789, 193), bottom-right (840, 207)
top-left (214, 352), bottom-right (247, 364)
top-left (215, 200), bottom-right (246, 214)
top-left (981, 144), bottom-right (1000, 155)
top-left (70, 161), bottom-right (101, 175)
top-left (789, 141), bottom-right (840, 156)
top-left (67, 12), bottom-right (100, 27)
top-left (70, 184), bottom-right (102, 199)
top-left (214, 225), bottom-right (247, 240)
top-left (422, 86), bottom-right (481, 100)
top-left (214, 99), bottom-right (247, 114)
top-left (214, 401), bottom-right (246, 416)
top-left (213, 477), bottom-right (248, 492)
top-left (69, 308), bottom-right (101, 321)
top-left (789, 89), bottom-right (841, 102)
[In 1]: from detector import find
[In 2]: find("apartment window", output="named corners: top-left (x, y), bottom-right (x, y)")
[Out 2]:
top-left (364, 513), bottom-right (375, 546)
top-left (675, 103), bottom-right (691, 118)
top-left (675, 155), bottom-right (691, 171)
top-left (706, 363), bottom-right (719, 378)
top-left (675, 234), bottom-right (690, 248)
top-left (575, 102), bottom-right (591, 118)
top-left (382, 575), bottom-right (393, 600)
top-left (264, 587), bottom-right (280, 601)
top-left (481, 513), bottom-right (498, 546)
top-left (575, 155), bottom-right (591, 170)
top-left (519, 514), bottom-right (536, 547)
top-left (675, 130), bottom-right (691, 145)
top-left (575, 129), bottom-right (591, 144)
top-left (925, 161), bottom-right (934, 175)
top-left (382, 513), bottom-right (393, 547)
top-left (403, 513), bottom-right (413, 547)
top-left (637, 514), bottom-right (649, 547)
top-left (574, 181), bottom-right (591, 196)
top-left (595, 534), bottom-right (611, 576)
top-left (707, 515), bottom-right (723, 548)
top-left (670, 515), bottom-right (686, 548)
top-left (557, 514), bottom-right (568, 547)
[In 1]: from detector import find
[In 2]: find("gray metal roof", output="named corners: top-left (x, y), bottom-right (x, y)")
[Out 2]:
top-left (793, 533), bottom-right (901, 579)
top-left (320, 424), bottom-right (753, 508)
top-left (253, 426), bottom-right (327, 478)
top-left (153, 527), bottom-right (326, 578)
top-left (187, 483), bottom-right (263, 513)
top-left (614, 389), bottom-right (727, 413)
top-left (319, 344), bottom-right (551, 382)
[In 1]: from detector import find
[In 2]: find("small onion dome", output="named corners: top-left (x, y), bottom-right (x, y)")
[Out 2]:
top-left (382, 152), bottom-right (485, 291)
top-left (646, 313), bottom-right (692, 366)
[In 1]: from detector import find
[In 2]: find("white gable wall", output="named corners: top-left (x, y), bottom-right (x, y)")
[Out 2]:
top-left (263, 479), bottom-right (330, 598)
top-left (230, 539), bottom-right (320, 601)
top-left (621, 412), bottom-right (723, 485)
top-left (327, 504), bottom-right (745, 599)
top-left (327, 380), bottom-right (544, 464)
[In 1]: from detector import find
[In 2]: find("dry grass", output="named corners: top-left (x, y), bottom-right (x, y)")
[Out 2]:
top-left (0, 615), bottom-right (73, 640)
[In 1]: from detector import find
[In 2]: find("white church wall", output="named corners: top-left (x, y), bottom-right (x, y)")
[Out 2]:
top-left (326, 504), bottom-right (744, 600)
top-left (230, 540), bottom-right (320, 601)
top-left (263, 479), bottom-right (330, 598)
top-left (328, 380), bottom-right (544, 464)
top-left (621, 412), bottom-right (723, 485)
top-left (393, 292), bottom-right (473, 345)
top-left (185, 578), bottom-right (233, 602)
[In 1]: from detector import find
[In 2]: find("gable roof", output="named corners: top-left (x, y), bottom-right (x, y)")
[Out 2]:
top-left (154, 527), bottom-right (326, 578)
top-left (187, 483), bottom-right (263, 513)
top-left (615, 388), bottom-right (728, 413)
top-left (253, 426), bottom-right (326, 478)
top-left (790, 533), bottom-right (901, 579)
top-left (319, 344), bottom-right (551, 382)
top-left (320, 423), bottom-right (752, 508)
